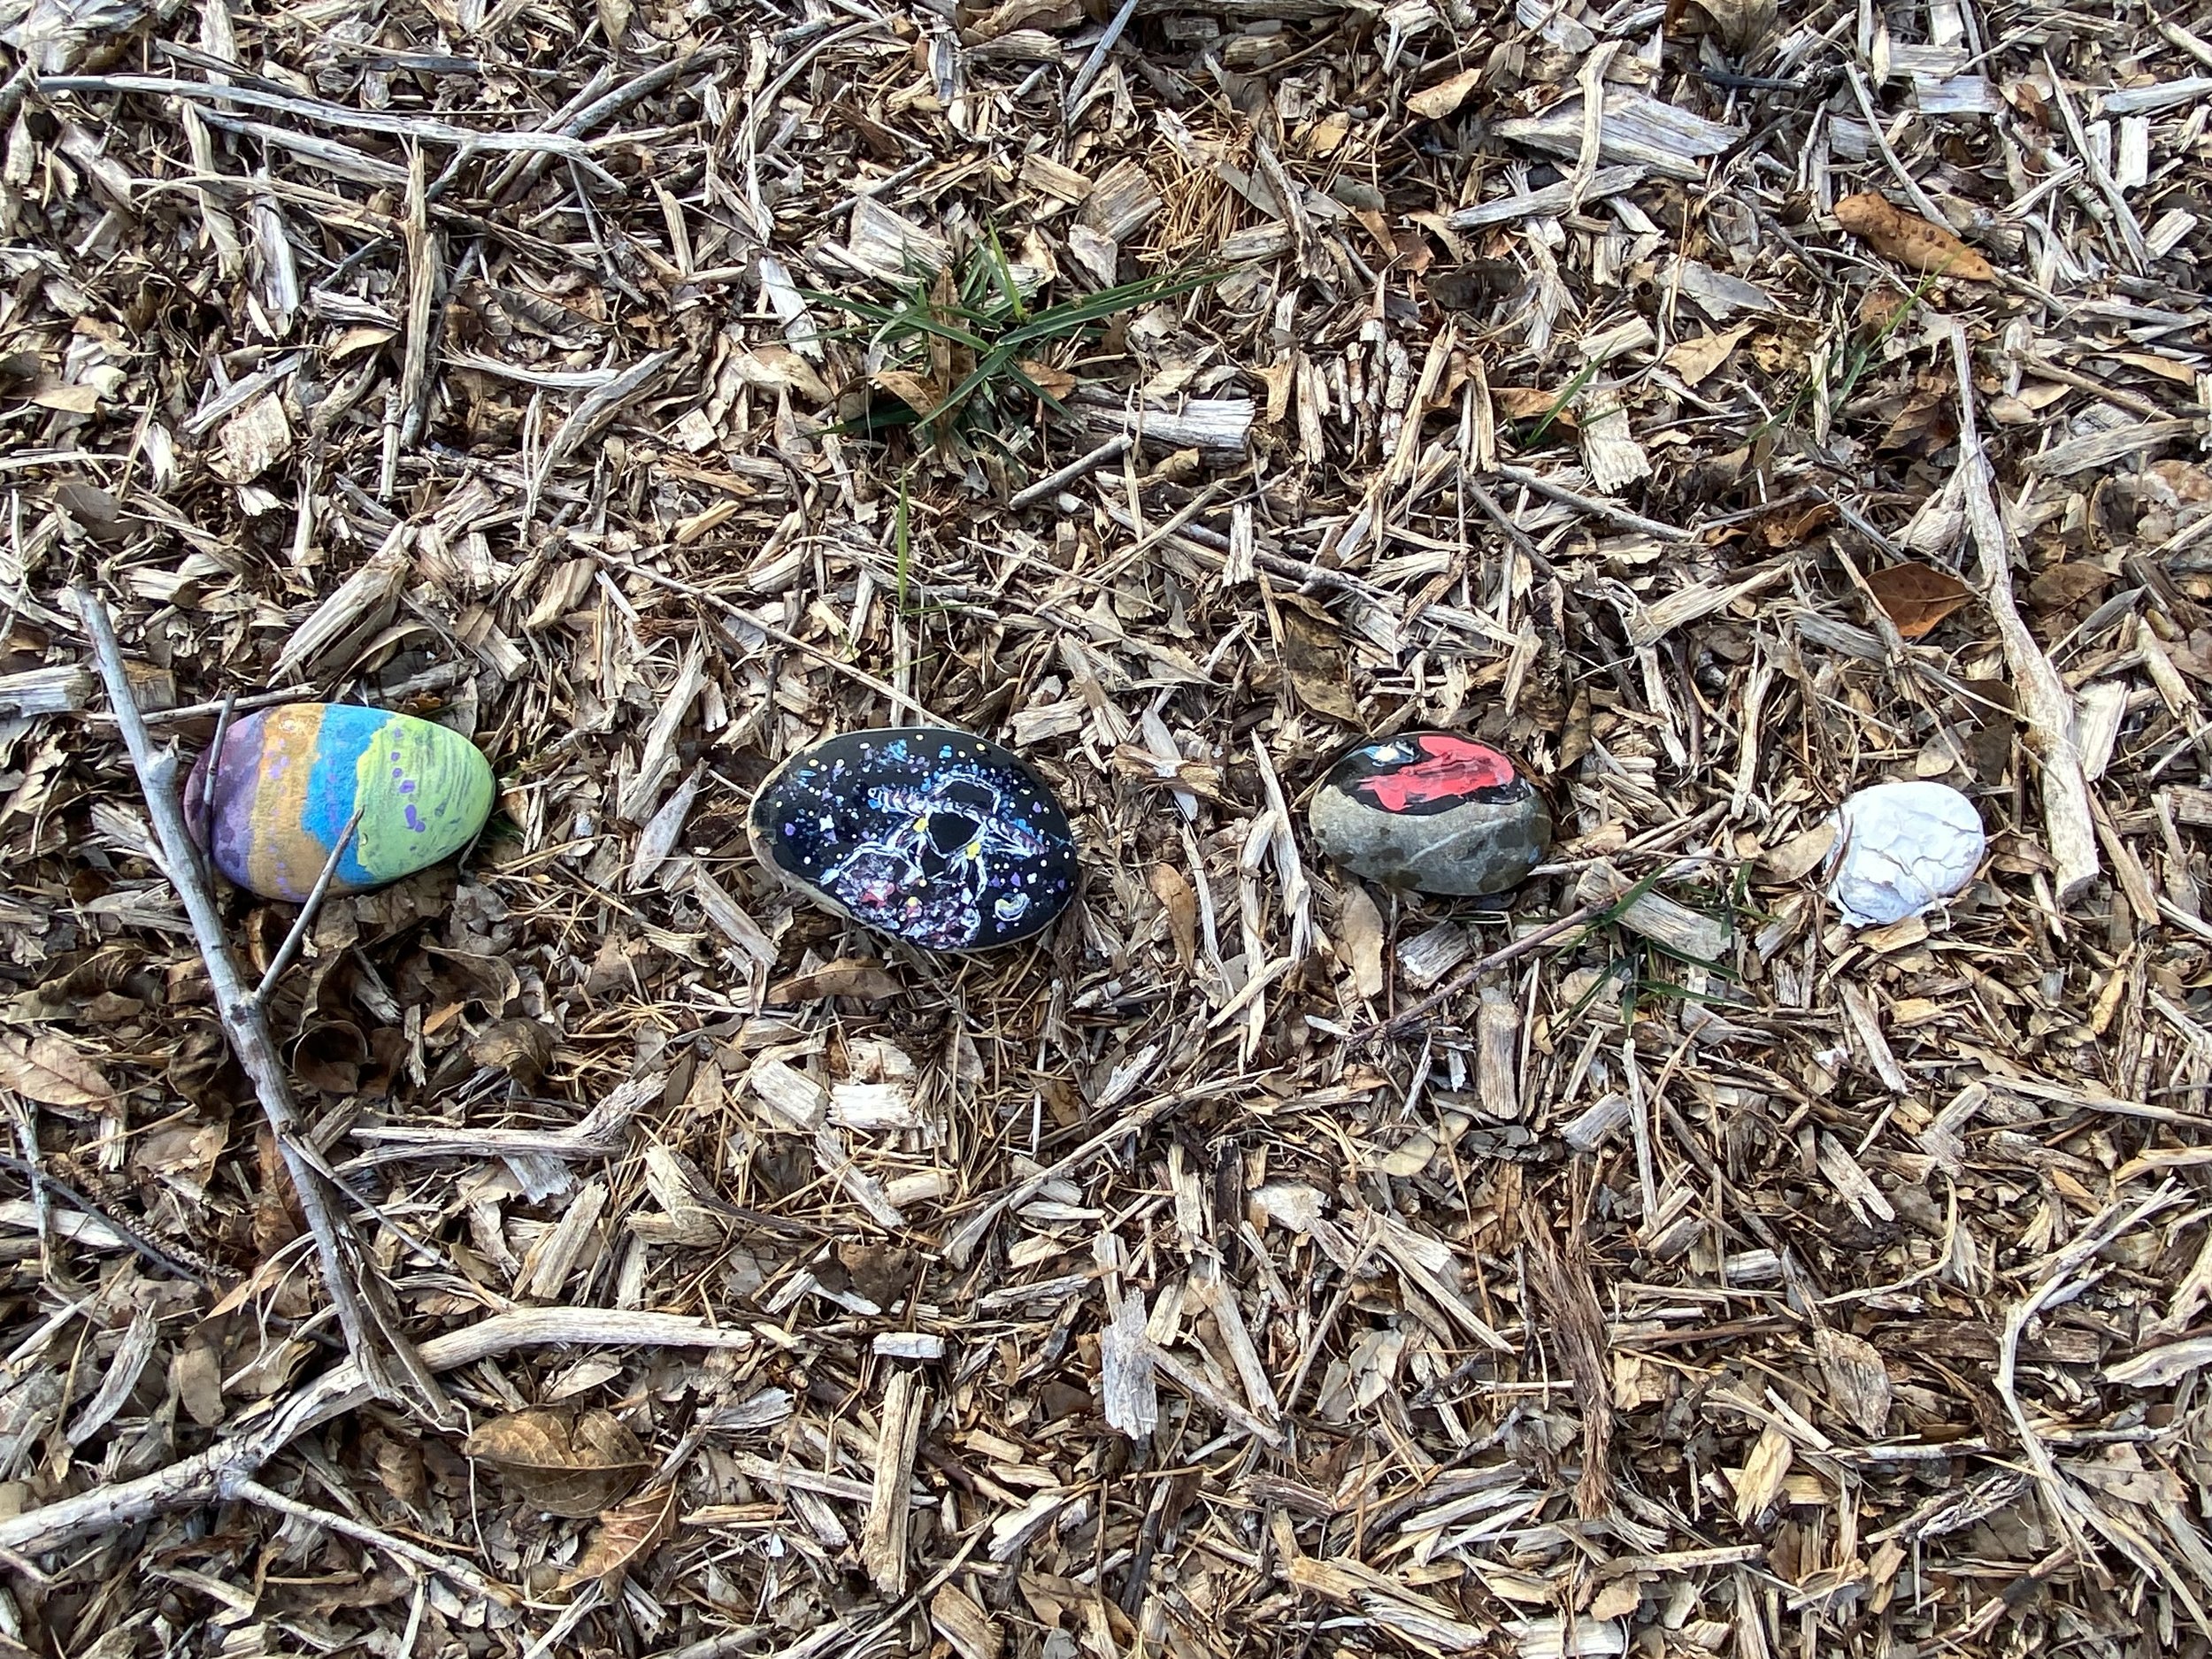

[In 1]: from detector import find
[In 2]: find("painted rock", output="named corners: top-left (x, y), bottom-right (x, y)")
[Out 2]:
top-left (184, 703), bottom-right (495, 902)
top-left (749, 727), bottom-right (1078, 951)
top-left (1310, 731), bottom-right (1550, 897)
top-left (1825, 780), bottom-right (1984, 926)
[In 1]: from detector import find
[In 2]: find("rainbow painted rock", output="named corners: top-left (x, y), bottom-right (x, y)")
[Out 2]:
top-left (183, 703), bottom-right (495, 902)
top-left (749, 727), bottom-right (1077, 952)
top-left (1310, 731), bottom-right (1550, 897)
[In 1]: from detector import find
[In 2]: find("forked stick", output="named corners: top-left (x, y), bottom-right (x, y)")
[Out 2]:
top-left (73, 588), bottom-right (445, 1417)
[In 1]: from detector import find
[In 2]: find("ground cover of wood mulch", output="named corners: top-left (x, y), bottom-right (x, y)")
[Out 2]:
top-left (4, 0), bottom-right (2212, 1652)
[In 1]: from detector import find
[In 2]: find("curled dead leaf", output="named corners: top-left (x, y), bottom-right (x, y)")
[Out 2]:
top-left (734, 344), bottom-right (833, 403)
top-left (467, 1016), bottom-right (557, 1085)
top-left (463, 1406), bottom-right (650, 1517)
top-left (1665, 0), bottom-right (1778, 52)
top-left (1492, 385), bottom-right (1579, 433)
top-left (2027, 561), bottom-right (2113, 612)
top-left (1407, 65), bottom-right (1483, 121)
top-left (1863, 562), bottom-right (1975, 640)
top-left (0, 1034), bottom-right (112, 1112)
top-left (560, 1480), bottom-right (679, 1591)
top-left (1662, 324), bottom-right (1748, 388)
top-left (1110, 745), bottom-right (1225, 798)
top-left (767, 956), bottom-right (903, 1004)
top-left (1014, 357), bottom-right (1077, 402)
top-left (1833, 193), bottom-right (1994, 281)
top-left (1337, 884), bottom-right (1386, 1001)
top-left (1147, 863), bottom-right (1197, 970)
top-left (871, 367), bottom-right (950, 419)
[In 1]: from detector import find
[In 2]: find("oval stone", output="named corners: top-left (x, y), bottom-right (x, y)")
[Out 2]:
top-left (1310, 730), bottom-right (1550, 897)
top-left (749, 726), bottom-right (1078, 951)
top-left (1825, 780), bottom-right (1984, 926)
top-left (184, 703), bottom-right (495, 902)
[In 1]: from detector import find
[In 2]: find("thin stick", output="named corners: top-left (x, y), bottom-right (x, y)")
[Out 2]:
top-left (1489, 464), bottom-right (1696, 543)
top-left (1010, 434), bottom-right (1131, 510)
top-left (1946, 324), bottom-right (2100, 903)
top-left (73, 588), bottom-right (443, 1417)
top-left (230, 1477), bottom-right (517, 1604)
top-left (202, 693), bottom-right (238, 823)
top-left (1350, 896), bottom-right (1611, 1046)
top-left (255, 802), bottom-right (365, 1004)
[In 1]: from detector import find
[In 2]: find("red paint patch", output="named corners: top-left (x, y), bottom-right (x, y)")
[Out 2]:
top-left (1354, 735), bottom-right (1515, 812)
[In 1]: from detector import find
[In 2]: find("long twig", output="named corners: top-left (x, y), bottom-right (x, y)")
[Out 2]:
top-left (229, 1477), bottom-right (516, 1604)
top-left (0, 1153), bottom-right (216, 1286)
top-left (0, 1309), bottom-right (750, 1557)
top-left (73, 588), bottom-right (445, 1417)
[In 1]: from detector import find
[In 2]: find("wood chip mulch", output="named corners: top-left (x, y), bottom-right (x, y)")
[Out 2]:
top-left (5, 0), bottom-right (2212, 1654)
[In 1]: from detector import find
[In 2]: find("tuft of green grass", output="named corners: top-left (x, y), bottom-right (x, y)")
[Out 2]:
top-left (1553, 864), bottom-right (1766, 1025)
top-left (1763, 265), bottom-right (1944, 442)
top-left (1525, 355), bottom-right (1602, 444)
top-left (805, 246), bottom-right (1221, 457)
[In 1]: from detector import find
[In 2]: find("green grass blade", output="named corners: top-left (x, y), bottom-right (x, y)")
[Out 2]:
top-left (999, 268), bottom-right (1224, 347)
top-left (1528, 357), bottom-right (1599, 442)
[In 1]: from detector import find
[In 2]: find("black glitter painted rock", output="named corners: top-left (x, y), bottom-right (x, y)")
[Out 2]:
top-left (749, 727), bottom-right (1078, 951)
top-left (1309, 731), bottom-right (1550, 897)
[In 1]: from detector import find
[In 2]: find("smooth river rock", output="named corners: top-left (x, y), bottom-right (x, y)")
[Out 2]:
top-left (1310, 730), bottom-right (1551, 897)
top-left (749, 726), bottom-right (1078, 951)
top-left (184, 703), bottom-right (495, 902)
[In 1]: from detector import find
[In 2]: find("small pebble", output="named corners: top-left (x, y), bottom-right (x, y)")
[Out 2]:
top-left (1825, 780), bottom-right (1985, 926)
top-left (1309, 730), bottom-right (1551, 896)
top-left (749, 726), bottom-right (1078, 951)
top-left (185, 703), bottom-right (495, 902)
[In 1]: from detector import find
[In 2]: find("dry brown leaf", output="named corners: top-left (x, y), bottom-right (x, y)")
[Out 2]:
top-left (735, 344), bottom-right (833, 403)
top-left (872, 368), bottom-right (949, 419)
top-left (1746, 499), bottom-right (1837, 550)
top-left (1110, 745), bottom-right (1225, 798)
top-left (1148, 863), bottom-right (1197, 971)
top-left (1493, 386), bottom-right (1578, 430)
top-left (0, 1034), bottom-right (111, 1111)
top-left (1338, 885), bottom-right (1385, 1000)
top-left (1763, 820), bottom-right (1839, 885)
top-left (1863, 562), bottom-right (1975, 639)
top-left (1875, 372), bottom-right (1961, 456)
top-left (1407, 65), bottom-right (1483, 120)
top-left (1278, 603), bottom-right (1361, 724)
top-left (1832, 193), bottom-right (1994, 281)
top-left (2028, 562), bottom-right (2114, 612)
top-left (768, 956), bottom-right (904, 1003)
top-left (1663, 324), bottom-right (1748, 388)
top-left (561, 1480), bottom-right (679, 1590)
top-left (466, 1017), bottom-right (557, 1085)
top-left (1015, 357), bottom-right (1077, 401)
top-left (1815, 1328), bottom-right (1893, 1436)
top-left (463, 1407), bottom-right (650, 1517)
top-left (1669, 0), bottom-right (1778, 51)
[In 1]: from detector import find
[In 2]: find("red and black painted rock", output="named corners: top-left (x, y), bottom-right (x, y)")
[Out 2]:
top-left (1309, 731), bottom-right (1550, 897)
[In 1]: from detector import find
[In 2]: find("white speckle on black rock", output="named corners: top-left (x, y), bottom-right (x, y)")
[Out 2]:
top-left (1309, 730), bottom-right (1550, 897)
top-left (748, 726), bottom-right (1077, 951)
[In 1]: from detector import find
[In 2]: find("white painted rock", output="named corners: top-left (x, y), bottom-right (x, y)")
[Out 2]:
top-left (1825, 781), bottom-right (1985, 926)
